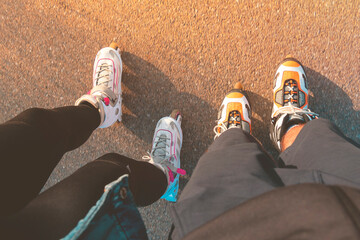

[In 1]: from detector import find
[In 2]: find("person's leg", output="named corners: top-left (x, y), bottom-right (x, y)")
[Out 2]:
top-left (171, 83), bottom-right (284, 239)
top-left (269, 57), bottom-right (360, 183)
top-left (0, 104), bottom-right (100, 216)
top-left (0, 42), bottom-right (125, 216)
top-left (280, 118), bottom-right (360, 182)
top-left (2, 153), bottom-right (168, 239)
top-left (2, 107), bottom-right (186, 239)
top-left (280, 123), bottom-right (305, 151)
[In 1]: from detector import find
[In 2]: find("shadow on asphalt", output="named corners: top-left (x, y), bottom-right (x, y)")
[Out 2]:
top-left (246, 91), bottom-right (277, 158)
top-left (117, 53), bottom-right (360, 191)
top-left (120, 52), bottom-right (216, 189)
top-left (305, 67), bottom-right (360, 144)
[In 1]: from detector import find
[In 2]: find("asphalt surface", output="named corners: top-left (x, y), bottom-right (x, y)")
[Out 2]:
top-left (0, 0), bottom-right (359, 239)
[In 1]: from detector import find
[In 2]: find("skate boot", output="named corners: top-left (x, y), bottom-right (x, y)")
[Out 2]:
top-left (75, 42), bottom-right (123, 128)
top-left (142, 110), bottom-right (186, 202)
top-left (270, 56), bottom-right (319, 151)
top-left (214, 82), bottom-right (252, 139)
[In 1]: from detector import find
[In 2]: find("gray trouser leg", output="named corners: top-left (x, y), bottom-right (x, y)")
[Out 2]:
top-left (170, 128), bottom-right (283, 239)
top-left (279, 119), bottom-right (360, 183)
top-left (171, 119), bottom-right (360, 239)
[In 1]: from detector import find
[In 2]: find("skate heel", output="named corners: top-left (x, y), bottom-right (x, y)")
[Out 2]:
top-left (170, 109), bottom-right (182, 126)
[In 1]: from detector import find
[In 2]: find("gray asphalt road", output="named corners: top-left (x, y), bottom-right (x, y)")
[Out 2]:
top-left (0, 0), bottom-right (359, 239)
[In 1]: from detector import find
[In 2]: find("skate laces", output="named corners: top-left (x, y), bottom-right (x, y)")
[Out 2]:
top-left (228, 110), bottom-right (242, 126)
top-left (213, 122), bottom-right (228, 139)
top-left (213, 110), bottom-right (242, 139)
top-left (95, 63), bottom-right (112, 87)
top-left (284, 79), bottom-right (298, 106)
top-left (142, 134), bottom-right (186, 180)
top-left (152, 134), bottom-right (169, 159)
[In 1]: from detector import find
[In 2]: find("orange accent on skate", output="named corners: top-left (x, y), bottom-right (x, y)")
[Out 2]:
top-left (283, 71), bottom-right (299, 81)
top-left (226, 102), bottom-right (243, 120)
top-left (282, 71), bottom-right (308, 108)
top-left (219, 102), bottom-right (244, 128)
top-left (273, 70), bottom-right (308, 109)
top-left (227, 92), bottom-right (244, 99)
top-left (283, 61), bottom-right (300, 67)
top-left (218, 101), bottom-right (252, 134)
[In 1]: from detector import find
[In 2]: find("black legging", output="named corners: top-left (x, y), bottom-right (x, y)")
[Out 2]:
top-left (0, 105), bottom-right (167, 239)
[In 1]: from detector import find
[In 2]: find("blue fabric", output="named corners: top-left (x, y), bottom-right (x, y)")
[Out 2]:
top-left (63, 175), bottom-right (148, 240)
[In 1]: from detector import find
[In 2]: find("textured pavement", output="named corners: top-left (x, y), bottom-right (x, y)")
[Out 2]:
top-left (0, 0), bottom-right (359, 239)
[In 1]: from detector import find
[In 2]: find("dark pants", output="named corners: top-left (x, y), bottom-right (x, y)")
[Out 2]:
top-left (171, 119), bottom-right (360, 239)
top-left (0, 106), bottom-right (167, 239)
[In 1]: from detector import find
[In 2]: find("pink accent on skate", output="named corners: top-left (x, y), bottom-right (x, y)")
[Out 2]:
top-left (87, 90), bottom-right (91, 95)
top-left (176, 168), bottom-right (186, 176)
top-left (104, 97), bottom-right (110, 106)
top-left (168, 167), bottom-right (174, 183)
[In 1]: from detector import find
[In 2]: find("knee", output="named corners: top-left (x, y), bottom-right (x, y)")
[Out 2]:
top-left (93, 153), bottom-right (130, 168)
top-left (13, 108), bottom-right (51, 128)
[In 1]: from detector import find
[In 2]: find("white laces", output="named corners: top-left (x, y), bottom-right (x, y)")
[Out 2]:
top-left (142, 134), bottom-right (185, 174)
top-left (95, 63), bottom-right (112, 86)
top-left (152, 135), bottom-right (170, 159)
top-left (143, 134), bottom-right (169, 159)
top-left (213, 122), bottom-right (228, 139)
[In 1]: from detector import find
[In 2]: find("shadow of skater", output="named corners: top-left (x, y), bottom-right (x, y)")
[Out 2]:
top-left (119, 52), bottom-right (216, 185)
top-left (305, 67), bottom-right (360, 144)
top-left (246, 91), bottom-right (278, 158)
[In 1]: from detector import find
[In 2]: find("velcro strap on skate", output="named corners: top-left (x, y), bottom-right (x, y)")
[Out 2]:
top-left (270, 106), bottom-right (319, 151)
top-left (168, 164), bottom-right (186, 176)
top-left (90, 86), bottom-right (117, 102)
top-left (165, 163), bottom-right (186, 177)
top-left (272, 106), bottom-right (319, 119)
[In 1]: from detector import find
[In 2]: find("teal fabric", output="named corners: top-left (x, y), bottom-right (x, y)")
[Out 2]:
top-left (63, 175), bottom-right (148, 240)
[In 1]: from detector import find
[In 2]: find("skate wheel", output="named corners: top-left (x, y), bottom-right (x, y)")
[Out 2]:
top-left (110, 42), bottom-right (119, 50)
top-left (170, 109), bottom-right (182, 124)
top-left (234, 82), bottom-right (244, 90)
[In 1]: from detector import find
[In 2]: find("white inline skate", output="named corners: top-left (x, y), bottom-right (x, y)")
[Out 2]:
top-left (143, 110), bottom-right (186, 202)
top-left (75, 42), bottom-right (123, 128)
